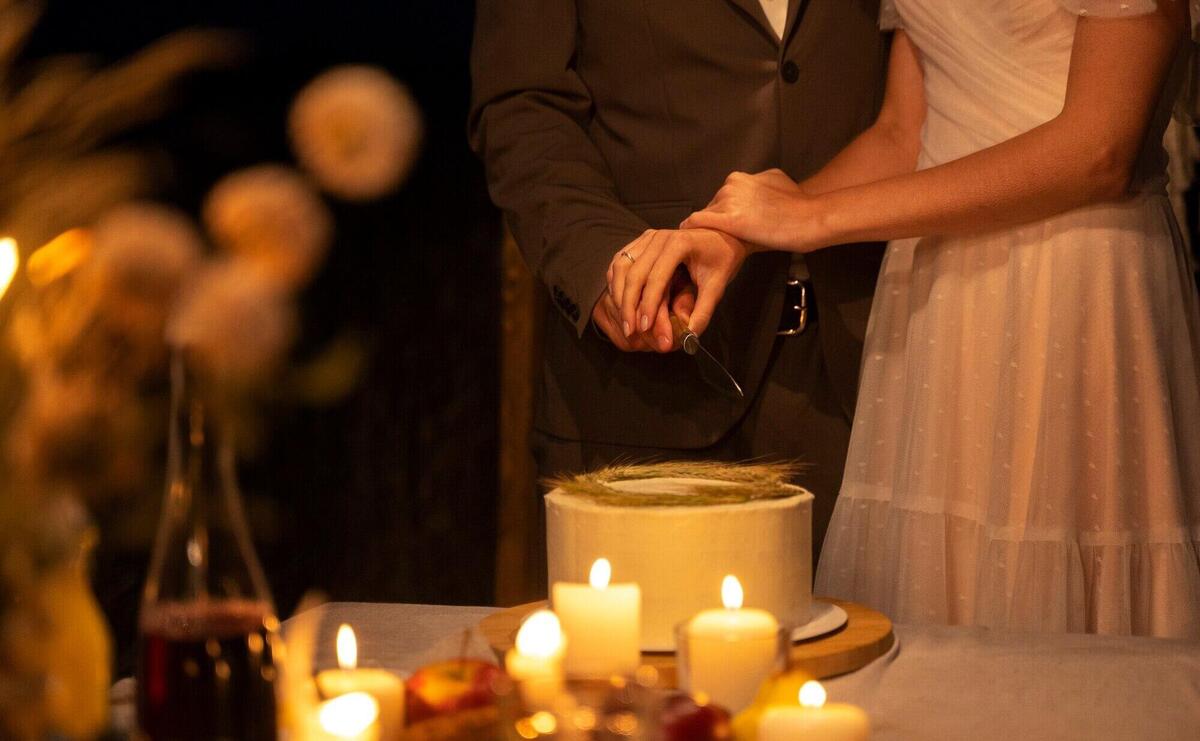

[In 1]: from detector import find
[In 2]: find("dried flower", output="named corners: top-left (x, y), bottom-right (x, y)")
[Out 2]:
top-left (289, 65), bottom-right (422, 201)
top-left (167, 260), bottom-right (297, 386)
top-left (11, 203), bottom-right (204, 382)
top-left (0, 12), bottom-right (241, 739)
top-left (8, 371), bottom-right (151, 501)
top-left (91, 201), bottom-right (205, 294)
top-left (1, 151), bottom-right (161, 251)
top-left (25, 229), bottom-right (92, 287)
top-left (202, 165), bottom-right (332, 290)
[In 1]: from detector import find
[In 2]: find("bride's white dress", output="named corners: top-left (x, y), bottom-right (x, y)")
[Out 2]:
top-left (815, 0), bottom-right (1200, 638)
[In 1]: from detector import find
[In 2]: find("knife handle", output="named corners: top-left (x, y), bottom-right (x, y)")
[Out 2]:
top-left (669, 314), bottom-right (699, 355)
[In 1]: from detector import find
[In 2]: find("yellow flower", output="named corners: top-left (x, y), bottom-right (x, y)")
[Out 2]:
top-left (0, 528), bottom-right (111, 739)
top-left (36, 548), bottom-right (112, 737)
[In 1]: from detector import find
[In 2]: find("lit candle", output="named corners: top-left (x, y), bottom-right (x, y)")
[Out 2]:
top-left (757, 681), bottom-right (870, 741)
top-left (552, 558), bottom-right (641, 678)
top-left (316, 691), bottom-right (380, 740)
top-left (315, 625), bottom-right (404, 738)
top-left (505, 609), bottom-right (566, 708)
top-left (680, 575), bottom-right (782, 712)
top-left (0, 237), bottom-right (19, 301)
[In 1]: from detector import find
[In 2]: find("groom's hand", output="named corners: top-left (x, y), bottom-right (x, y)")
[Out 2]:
top-left (592, 293), bottom-right (660, 351)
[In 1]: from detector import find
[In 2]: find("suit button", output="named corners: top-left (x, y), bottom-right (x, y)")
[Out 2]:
top-left (781, 60), bottom-right (799, 84)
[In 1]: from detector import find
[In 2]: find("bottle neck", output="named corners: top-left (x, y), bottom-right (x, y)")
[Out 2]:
top-left (142, 354), bottom-right (273, 611)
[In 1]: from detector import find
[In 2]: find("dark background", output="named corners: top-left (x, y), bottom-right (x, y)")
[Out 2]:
top-left (24, 1), bottom-right (501, 675)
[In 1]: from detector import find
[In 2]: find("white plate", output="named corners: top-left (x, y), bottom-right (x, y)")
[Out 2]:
top-left (791, 600), bottom-right (848, 642)
top-left (639, 600), bottom-right (850, 652)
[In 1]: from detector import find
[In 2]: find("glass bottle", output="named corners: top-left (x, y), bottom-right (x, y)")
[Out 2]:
top-left (136, 354), bottom-right (279, 740)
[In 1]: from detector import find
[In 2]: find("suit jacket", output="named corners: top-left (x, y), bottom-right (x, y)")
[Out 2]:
top-left (470, 0), bottom-right (888, 449)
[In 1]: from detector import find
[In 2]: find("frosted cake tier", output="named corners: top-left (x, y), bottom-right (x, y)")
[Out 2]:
top-left (546, 478), bottom-right (812, 651)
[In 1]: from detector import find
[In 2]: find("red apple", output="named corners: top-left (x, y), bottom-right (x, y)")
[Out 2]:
top-left (660, 692), bottom-right (732, 741)
top-left (405, 658), bottom-right (505, 724)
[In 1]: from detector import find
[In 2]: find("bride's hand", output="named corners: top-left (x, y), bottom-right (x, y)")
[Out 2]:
top-left (608, 228), bottom-right (749, 337)
top-left (681, 169), bottom-right (825, 252)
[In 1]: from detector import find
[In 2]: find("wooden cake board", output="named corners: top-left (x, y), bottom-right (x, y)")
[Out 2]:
top-left (480, 597), bottom-right (893, 686)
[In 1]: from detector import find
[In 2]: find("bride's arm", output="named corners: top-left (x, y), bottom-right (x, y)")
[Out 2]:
top-left (799, 30), bottom-right (925, 196)
top-left (685, 3), bottom-right (1188, 253)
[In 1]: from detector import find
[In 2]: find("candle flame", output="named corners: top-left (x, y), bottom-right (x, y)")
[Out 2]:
top-left (589, 558), bottom-right (612, 590)
top-left (721, 575), bottom-right (744, 610)
top-left (530, 711), bottom-right (558, 734)
top-left (515, 609), bottom-right (564, 659)
top-left (318, 691), bottom-right (379, 738)
top-left (799, 680), bottom-right (827, 709)
top-left (336, 623), bottom-right (358, 670)
top-left (0, 237), bottom-right (18, 302)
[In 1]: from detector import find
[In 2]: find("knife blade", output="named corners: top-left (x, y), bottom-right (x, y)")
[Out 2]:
top-left (670, 315), bottom-right (745, 400)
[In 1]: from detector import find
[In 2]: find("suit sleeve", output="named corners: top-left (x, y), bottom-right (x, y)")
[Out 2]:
top-left (468, 0), bottom-right (650, 336)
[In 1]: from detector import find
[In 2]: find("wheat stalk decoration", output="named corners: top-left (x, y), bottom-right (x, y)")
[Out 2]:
top-left (546, 460), bottom-right (807, 507)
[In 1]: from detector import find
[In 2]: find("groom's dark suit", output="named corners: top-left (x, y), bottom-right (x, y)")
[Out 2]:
top-left (470, 0), bottom-right (888, 579)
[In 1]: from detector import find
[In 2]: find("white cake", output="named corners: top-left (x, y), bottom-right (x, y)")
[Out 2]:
top-left (546, 477), bottom-right (812, 651)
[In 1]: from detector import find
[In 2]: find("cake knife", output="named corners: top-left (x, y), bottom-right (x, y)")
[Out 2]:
top-left (671, 315), bottom-right (745, 400)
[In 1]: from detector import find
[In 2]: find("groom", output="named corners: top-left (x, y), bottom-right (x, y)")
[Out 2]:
top-left (470, 0), bottom-right (888, 585)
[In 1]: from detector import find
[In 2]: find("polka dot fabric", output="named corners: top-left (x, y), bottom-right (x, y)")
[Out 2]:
top-left (819, 0), bottom-right (1200, 638)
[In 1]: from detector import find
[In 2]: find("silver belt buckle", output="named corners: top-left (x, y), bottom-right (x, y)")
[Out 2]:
top-left (777, 278), bottom-right (808, 336)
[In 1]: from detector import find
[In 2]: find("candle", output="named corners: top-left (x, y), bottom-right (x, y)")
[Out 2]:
top-left (757, 681), bottom-right (870, 741)
top-left (316, 625), bottom-right (405, 738)
top-left (316, 691), bottom-right (380, 740)
top-left (0, 237), bottom-right (18, 301)
top-left (552, 558), bottom-right (641, 678)
top-left (679, 575), bottom-right (782, 713)
top-left (505, 609), bottom-right (566, 708)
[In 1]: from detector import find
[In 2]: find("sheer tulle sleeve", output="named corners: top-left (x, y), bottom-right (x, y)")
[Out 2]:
top-left (1057, 0), bottom-right (1159, 16)
top-left (1057, 0), bottom-right (1199, 38)
top-left (880, 0), bottom-right (902, 30)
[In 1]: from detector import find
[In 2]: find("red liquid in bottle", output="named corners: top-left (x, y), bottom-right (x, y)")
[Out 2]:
top-left (136, 600), bottom-right (278, 741)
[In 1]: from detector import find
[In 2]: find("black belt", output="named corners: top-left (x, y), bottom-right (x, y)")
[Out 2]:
top-left (777, 278), bottom-right (814, 336)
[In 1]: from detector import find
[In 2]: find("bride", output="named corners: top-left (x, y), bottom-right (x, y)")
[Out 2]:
top-left (609, 0), bottom-right (1200, 638)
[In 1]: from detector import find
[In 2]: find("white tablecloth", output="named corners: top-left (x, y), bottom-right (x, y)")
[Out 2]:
top-left (285, 602), bottom-right (1200, 741)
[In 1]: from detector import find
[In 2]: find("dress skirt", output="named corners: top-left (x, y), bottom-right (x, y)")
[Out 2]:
top-left (815, 193), bottom-right (1200, 638)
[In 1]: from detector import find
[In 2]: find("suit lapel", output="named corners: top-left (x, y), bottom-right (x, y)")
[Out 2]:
top-left (724, 0), bottom-right (776, 42)
top-left (781, 0), bottom-right (811, 48)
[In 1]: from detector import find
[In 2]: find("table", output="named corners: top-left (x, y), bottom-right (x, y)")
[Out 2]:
top-left (288, 602), bottom-right (1200, 741)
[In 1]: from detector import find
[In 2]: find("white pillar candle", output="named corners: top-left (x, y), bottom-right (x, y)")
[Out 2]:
top-left (314, 625), bottom-right (405, 738)
top-left (504, 610), bottom-right (566, 708)
top-left (680, 575), bottom-right (781, 713)
top-left (758, 681), bottom-right (870, 741)
top-left (315, 691), bottom-right (381, 741)
top-left (551, 558), bottom-right (641, 678)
